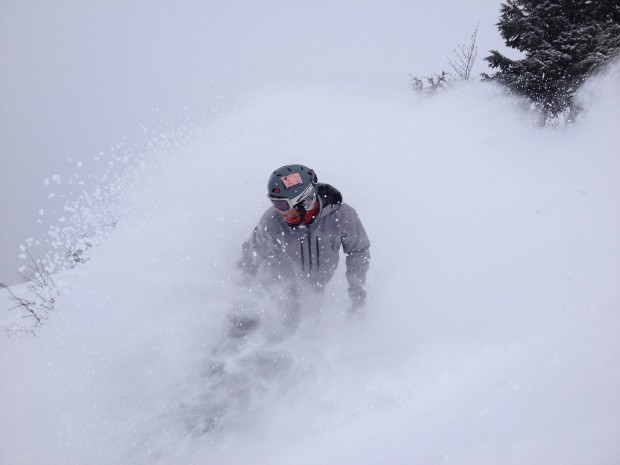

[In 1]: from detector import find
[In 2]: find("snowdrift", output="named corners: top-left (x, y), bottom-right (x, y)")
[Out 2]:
top-left (1, 64), bottom-right (619, 465)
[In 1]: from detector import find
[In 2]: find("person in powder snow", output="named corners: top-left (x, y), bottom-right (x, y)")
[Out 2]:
top-left (235, 164), bottom-right (370, 334)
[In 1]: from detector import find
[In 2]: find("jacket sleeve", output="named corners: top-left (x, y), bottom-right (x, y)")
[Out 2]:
top-left (239, 211), bottom-right (276, 275)
top-left (340, 204), bottom-right (371, 304)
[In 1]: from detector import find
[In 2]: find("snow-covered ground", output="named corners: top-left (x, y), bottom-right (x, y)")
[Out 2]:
top-left (2, 59), bottom-right (620, 465)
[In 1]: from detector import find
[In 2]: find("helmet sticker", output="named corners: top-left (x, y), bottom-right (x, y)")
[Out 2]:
top-left (280, 173), bottom-right (303, 189)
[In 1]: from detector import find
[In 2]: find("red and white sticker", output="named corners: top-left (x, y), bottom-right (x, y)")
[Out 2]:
top-left (280, 173), bottom-right (303, 189)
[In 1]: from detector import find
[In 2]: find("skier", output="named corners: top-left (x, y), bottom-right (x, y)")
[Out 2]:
top-left (235, 164), bottom-right (370, 334)
top-left (199, 164), bottom-right (371, 431)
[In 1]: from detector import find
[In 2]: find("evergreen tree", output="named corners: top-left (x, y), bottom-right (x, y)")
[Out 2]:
top-left (485, 0), bottom-right (620, 121)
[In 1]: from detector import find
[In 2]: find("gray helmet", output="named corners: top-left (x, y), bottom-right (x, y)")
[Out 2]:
top-left (267, 164), bottom-right (318, 213)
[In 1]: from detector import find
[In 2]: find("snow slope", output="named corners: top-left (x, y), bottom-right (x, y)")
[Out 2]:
top-left (1, 64), bottom-right (619, 464)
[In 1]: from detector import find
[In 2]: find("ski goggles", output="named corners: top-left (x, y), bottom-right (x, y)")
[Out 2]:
top-left (268, 182), bottom-right (316, 213)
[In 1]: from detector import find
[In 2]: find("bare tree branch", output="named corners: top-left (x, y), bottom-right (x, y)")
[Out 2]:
top-left (410, 24), bottom-right (480, 94)
top-left (3, 252), bottom-right (59, 336)
top-left (448, 25), bottom-right (479, 80)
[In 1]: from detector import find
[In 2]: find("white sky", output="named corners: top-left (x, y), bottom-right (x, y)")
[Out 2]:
top-left (0, 0), bottom-right (506, 283)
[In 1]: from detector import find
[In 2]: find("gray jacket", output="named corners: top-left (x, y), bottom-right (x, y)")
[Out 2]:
top-left (240, 184), bottom-right (370, 303)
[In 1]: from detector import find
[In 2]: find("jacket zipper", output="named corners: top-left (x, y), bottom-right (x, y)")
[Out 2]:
top-left (300, 231), bottom-right (320, 275)
top-left (300, 236), bottom-right (305, 274)
top-left (316, 236), bottom-right (320, 271)
top-left (308, 231), bottom-right (312, 273)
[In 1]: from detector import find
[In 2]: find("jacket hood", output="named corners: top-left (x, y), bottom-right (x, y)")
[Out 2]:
top-left (316, 183), bottom-right (342, 218)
